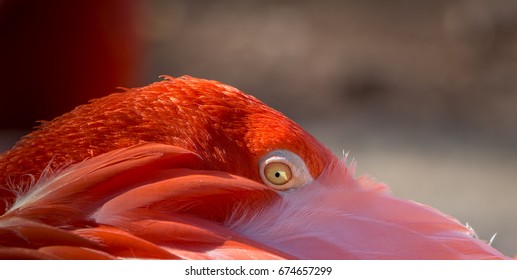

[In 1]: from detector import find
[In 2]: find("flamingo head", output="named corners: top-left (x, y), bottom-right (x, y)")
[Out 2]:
top-left (0, 75), bottom-right (333, 191)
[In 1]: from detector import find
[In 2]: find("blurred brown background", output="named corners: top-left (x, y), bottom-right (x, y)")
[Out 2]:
top-left (1, 0), bottom-right (516, 256)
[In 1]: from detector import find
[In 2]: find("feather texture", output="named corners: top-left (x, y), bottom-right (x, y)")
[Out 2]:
top-left (0, 76), bottom-right (510, 259)
top-left (0, 144), bottom-right (287, 259)
top-left (0, 144), bottom-right (508, 259)
top-left (229, 161), bottom-right (507, 259)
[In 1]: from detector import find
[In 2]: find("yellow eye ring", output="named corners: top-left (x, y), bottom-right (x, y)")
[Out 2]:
top-left (264, 162), bottom-right (292, 185)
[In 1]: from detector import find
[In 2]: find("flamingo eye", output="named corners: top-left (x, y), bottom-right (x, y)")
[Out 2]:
top-left (259, 150), bottom-right (313, 190)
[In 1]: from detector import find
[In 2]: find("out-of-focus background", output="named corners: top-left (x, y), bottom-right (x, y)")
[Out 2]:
top-left (1, 0), bottom-right (516, 256)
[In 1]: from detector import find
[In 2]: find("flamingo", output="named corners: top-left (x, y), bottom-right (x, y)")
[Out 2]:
top-left (0, 76), bottom-right (510, 259)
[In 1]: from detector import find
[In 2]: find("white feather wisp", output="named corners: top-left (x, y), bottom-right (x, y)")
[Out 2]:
top-left (227, 159), bottom-right (508, 259)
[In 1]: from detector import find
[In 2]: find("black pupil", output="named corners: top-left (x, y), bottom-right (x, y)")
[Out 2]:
top-left (275, 172), bottom-right (281, 178)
